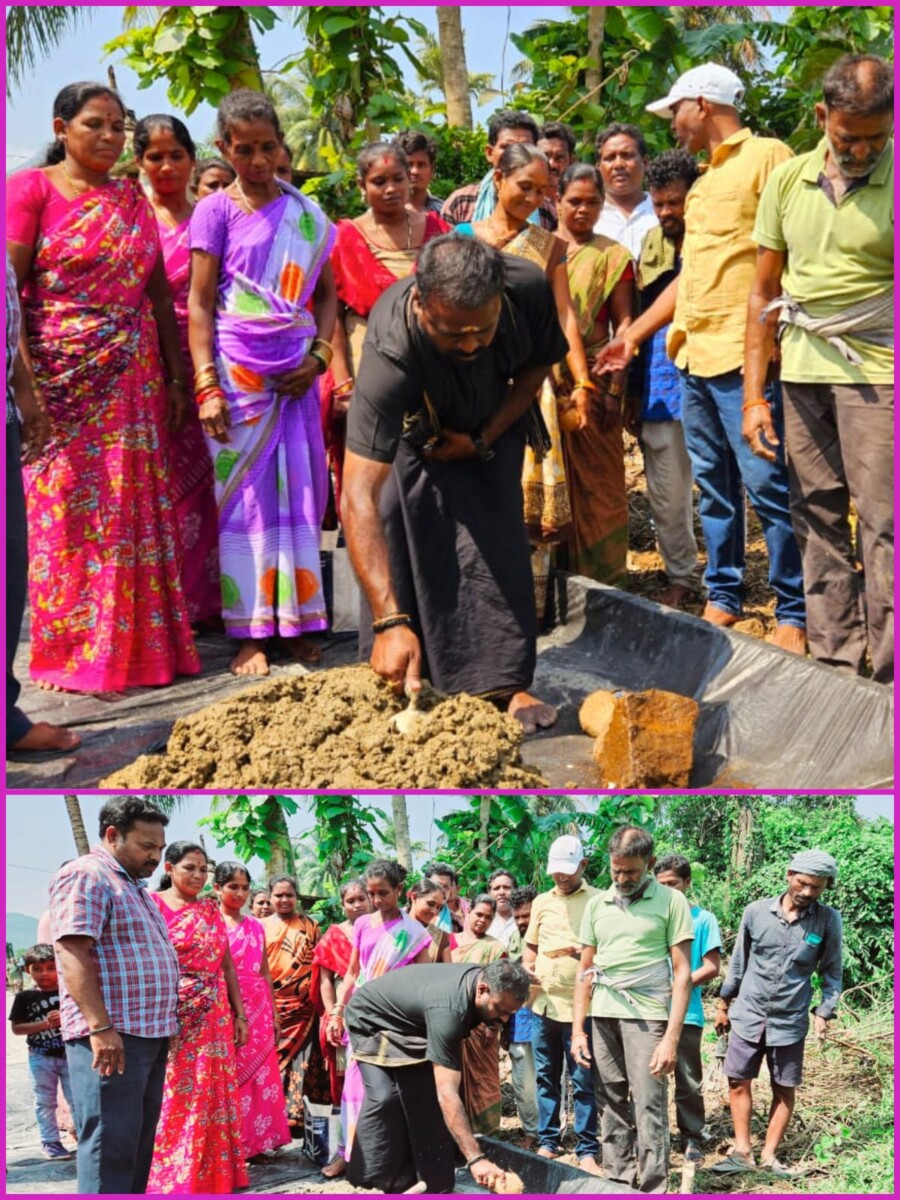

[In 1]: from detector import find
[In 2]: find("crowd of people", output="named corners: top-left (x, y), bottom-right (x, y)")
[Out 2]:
top-left (6, 53), bottom-right (893, 755)
top-left (12, 796), bottom-right (844, 1194)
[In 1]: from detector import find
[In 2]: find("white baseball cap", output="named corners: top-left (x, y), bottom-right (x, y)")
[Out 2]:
top-left (646, 64), bottom-right (745, 119)
top-left (547, 835), bottom-right (586, 875)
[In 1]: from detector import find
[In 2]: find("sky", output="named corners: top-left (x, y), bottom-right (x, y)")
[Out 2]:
top-left (5, 5), bottom-right (557, 170)
top-left (5, 792), bottom-right (893, 920)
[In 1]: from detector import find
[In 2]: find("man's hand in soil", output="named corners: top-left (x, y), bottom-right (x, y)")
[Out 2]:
top-left (470, 1159), bottom-right (506, 1190)
top-left (371, 625), bottom-right (422, 696)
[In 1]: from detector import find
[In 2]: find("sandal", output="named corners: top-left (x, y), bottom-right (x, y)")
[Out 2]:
top-left (760, 1157), bottom-right (804, 1178)
top-left (709, 1151), bottom-right (756, 1174)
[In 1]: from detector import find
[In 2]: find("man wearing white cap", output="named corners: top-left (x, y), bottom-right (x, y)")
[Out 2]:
top-left (597, 63), bottom-right (807, 655)
top-left (522, 836), bottom-right (601, 1173)
top-left (711, 850), bottom-right (843, 1177)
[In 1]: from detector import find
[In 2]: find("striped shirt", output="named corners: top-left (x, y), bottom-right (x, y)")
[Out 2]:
top-left (49, 846), bottom-right (179, 1040)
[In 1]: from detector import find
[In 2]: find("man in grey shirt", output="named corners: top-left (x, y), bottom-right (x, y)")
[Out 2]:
top-left (711, 850), bottom-right (843, 1178)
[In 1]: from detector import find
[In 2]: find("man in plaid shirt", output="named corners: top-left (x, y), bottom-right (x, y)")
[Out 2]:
top-left (50, 796), bottom-right (179, 1194)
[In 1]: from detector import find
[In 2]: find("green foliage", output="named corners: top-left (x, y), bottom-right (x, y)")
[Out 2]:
top-left (298, 794), bottom-right (386, 923)
top-left (508, 6), bottom-right (894, 157)
top-left (199, 793), bottom-right (299, 871)
top-left (433, 795), bottom-right (659, 896)
top-left (656, 795), bottom-right (894, 993)
top-left (104, 6), bottom-right (271, 115)
top-left (426, 125), bottom-right (489, 199)
top-left (6, 6), bottom-right (84, 96)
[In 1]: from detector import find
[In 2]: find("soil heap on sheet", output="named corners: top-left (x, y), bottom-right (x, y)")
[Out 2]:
top-left (101, 665), bottom-right (547, 789)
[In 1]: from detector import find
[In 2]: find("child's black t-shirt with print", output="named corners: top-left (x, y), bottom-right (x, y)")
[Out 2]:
top-left (9, 988), bottom-right (65, 1056)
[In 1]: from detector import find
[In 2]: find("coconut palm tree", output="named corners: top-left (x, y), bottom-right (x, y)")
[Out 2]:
top-left (63, 795), bottom-right (90, 856)
top-left (435, 6), bottom-right (473, 128)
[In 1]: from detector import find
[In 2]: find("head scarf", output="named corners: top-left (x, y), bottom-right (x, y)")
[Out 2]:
top-left (788, 849), bottom-right (838, 880)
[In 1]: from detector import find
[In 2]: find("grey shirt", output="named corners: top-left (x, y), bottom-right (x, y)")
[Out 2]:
top-left (721, 894), bottom-right (843, 1046)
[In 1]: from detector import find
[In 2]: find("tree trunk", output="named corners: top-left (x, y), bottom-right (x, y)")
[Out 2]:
top-left (262, 797), bottom-right (295, 880)
top-left (585, 5), bottom-right (606, 93)
top-left (436, 6), bottom-right (473, 128)
top-left (479, 797), bottom-right (492, 859)
top-left (64, 795), bottom-right (91, 856)
top-left (229, 7), bottom-right (264, 92)
top-left (730, 798), bottom-right (754, 877)
top-left (391, 795), bottom-right (413, 872)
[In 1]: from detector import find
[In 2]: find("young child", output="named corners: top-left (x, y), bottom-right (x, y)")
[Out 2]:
top-left (9, 944), bottom-right (75, 1160)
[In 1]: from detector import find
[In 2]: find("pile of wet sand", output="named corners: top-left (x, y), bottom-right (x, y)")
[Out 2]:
top-left (101, 665), bottom-right (547, 790)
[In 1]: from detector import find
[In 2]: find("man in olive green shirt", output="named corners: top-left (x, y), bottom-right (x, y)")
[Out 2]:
top-left (744, 54), bottom-right (894, 685)
top-left (522, 837), bottom-right (601, 1172)
top-left (573, 826), bottom-right (693, 1193)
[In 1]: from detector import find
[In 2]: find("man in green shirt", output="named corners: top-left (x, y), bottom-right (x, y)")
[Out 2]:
top-left (573, 826), bottom-right (694, 1193)
top-left (744, 54), bottom-right (894, 685)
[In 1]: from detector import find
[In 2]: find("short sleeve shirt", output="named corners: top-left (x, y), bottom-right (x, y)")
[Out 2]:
top-left (347, 255), bottom-right (568, 463)
top-left (524, 882), bottom-right (599, 1023)
top-left (344, 962), bottom-right (483, 1071)
top-left (670, 130), bottom-right (793, 376)
top-left (49, 847), bottom-right (179, 1040)
top-left (753, 138), bottom-right (893, 384)
top-left (9, 988), bottom-right (65, 1056)
top-left (580, 878), bottom-right (695, 1021)
top-left (686, 905), bottom-right (723, 1028)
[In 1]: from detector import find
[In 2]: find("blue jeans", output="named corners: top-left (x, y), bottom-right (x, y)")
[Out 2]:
top-left (680, 370), bottom-right (805, 625)
top-left (66, 1033), bottom-right (169, 1194)
top-left (28, 1052), bottom-right (74, 1144)
top-left (531, 1012), bottom-right (598, 1158)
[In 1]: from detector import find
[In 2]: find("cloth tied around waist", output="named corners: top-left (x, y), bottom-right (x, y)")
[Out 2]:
top-left (761, 288), bottom-right (893, 366)
top-left (582, 957), bottom-right (673, 1012)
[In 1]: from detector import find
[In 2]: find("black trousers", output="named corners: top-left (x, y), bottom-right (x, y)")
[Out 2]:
top-left (347, 1060), bottom-right (456, 1193)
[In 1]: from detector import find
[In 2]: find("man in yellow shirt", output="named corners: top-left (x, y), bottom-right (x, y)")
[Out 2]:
top-left (522, 837), bottom-right (601, 1173)
top-left (597, 64), bottom-right (807, 653)
top-left (573, 826), bottom-right (694, 1193)
top-left (744, 54), bottom-right (894, 685)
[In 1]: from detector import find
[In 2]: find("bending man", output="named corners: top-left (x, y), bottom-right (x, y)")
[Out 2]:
top-left (342, 234), bottom-right (569, 733)
top-left (343, 959), bottom-right (531, 1192)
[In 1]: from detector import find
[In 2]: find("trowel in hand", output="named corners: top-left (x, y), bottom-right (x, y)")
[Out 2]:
top-left (390, 679), bottom-right (444, 736)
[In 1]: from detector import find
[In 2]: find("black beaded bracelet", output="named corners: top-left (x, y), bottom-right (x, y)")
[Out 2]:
top-left (372, 615), bottom-right (412, 634)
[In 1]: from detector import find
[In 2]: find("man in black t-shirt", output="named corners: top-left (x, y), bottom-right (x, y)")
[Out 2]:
top-left (342, 234), bottom-right (570, 735)
top-left (342, 959), bottom-right (530, 1192)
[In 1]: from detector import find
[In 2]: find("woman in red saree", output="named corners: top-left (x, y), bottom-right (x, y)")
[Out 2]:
top-left (215, 862), bottom-right (290, 1162)
top-left (310, 880), bottom-right (370, 1110)
top-left (135, 113), bottom-right (220, 626)
top-left (147, 843), bottom-right (249, 1194)
top-left (5, 82), bottom-right (199, 693)
top-left (324, 142), bottom-right (449, 507)
top-left (263, 875), bottom-right (331, 1133)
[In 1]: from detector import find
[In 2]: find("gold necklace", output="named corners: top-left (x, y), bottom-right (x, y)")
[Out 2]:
top-left (234, 176), bottom-right (274, 214)
top-left (362, 210), bottom-right (413, 250)
top-left (61, 159), bottom-right (92, 196)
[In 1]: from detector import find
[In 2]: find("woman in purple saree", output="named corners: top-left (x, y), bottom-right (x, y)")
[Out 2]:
top-left (188, 90), bottom-right (337, 677)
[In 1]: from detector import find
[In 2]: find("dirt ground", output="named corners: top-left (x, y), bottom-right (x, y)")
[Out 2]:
top-left (623, 436), bottom-right (774, 640)
top-left (100, 665), bottom-right (546, 790)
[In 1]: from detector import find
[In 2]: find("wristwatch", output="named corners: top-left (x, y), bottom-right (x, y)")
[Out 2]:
top-left (472, 433), bottom-right (494, 462)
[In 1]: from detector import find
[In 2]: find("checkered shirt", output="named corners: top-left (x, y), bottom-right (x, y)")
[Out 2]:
top-left (49, 846), bottom-right (179, 1040)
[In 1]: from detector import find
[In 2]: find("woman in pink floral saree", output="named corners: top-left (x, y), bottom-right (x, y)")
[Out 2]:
top-left (148, 843), bottom-right (249, 1194)
top-left (5, 82), bottom-right (199, 692)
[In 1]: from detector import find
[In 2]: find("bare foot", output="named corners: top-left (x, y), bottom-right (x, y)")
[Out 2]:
top-left (282, 635), bottom-right (323, 665)
top-left (508, 692), bottom-right (557, 735)
top-left (653, 584), bottom-right (693, 609)
top-left (321, 1154), bottom-right (345, 1179)
top-left (767, 623), bottom-right (808, 656)
top-left (10, 722), bottom-right (82, 753)
top-left (536, 1147), bottom-right (559, 1160)
top-left (702, 603), bottom-right (741, 627)
top-left (577, 1156), bottom-right (604, 1176)
top-left (230, 640), bottom-right (270, 676)
top-left (36, 679), bottom-right (66, 692)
